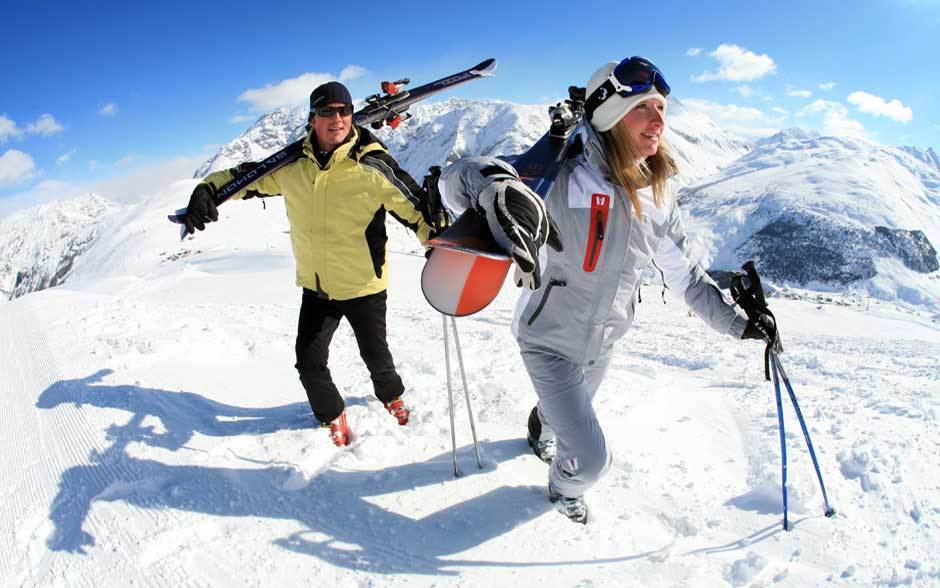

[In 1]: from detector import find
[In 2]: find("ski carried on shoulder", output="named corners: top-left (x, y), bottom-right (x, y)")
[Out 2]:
top-left (168, 58), bottom-right (497, 239)
top-left (421, 86), bottom-right (586, 317)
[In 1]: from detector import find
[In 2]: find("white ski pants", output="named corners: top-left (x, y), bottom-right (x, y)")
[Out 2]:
top-left (521, 349), bottom-right (613, 498)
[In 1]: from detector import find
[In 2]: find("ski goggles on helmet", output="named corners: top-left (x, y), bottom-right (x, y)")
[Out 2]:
top-left (585, 56), bottom-right (671, 121)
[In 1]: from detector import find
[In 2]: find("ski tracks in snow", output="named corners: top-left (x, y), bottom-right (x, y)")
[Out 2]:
top-left (0, 304), bottom-right (198, 588)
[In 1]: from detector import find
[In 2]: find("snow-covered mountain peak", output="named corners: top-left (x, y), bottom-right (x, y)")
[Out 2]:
top-left (679, 130), bottom-right (940, 308)
top-left (194, 105), bottom-right (309, 178)
top-left (756, 127), bottom-right (821, 149)
top-left (663, 98), bottom-right (754, 184)
top-left (0, 193), bottom-right (122, 302)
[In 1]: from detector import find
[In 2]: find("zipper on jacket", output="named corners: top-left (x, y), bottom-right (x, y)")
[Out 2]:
top-left (582, 193), bottom-right (611, 272)
top-left (527, 278), bottom-right (567, 326)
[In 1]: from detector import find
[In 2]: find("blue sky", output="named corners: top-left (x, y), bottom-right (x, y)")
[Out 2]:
top-left (1, 0), bottom-right (938, 217)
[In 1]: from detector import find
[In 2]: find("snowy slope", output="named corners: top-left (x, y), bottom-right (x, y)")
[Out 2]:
top-left (0, 194), bottom-right (122, 303)
top-left (679, 132), bottom-right (940, 309)
top-left (2, 222), bottom-right (939, 586)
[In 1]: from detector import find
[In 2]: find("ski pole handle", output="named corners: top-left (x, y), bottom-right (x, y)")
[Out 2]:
top-left (742, 260), bottom-right (768, 309)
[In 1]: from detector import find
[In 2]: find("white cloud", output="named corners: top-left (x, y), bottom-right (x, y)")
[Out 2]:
top-left (339, 65), bottom-right (367, 82)
top-left (684, 98), bottom-right (769, 121)
top-left (797, 99), bottom-right (867, 137)
top-left (771, 106), bottom-right (790, 116)
top-left (847, 91), bottom-right (913, 123)
top-left (88, 160), bottom-right (99, 171)
top-left (56, 149), bottom-right (76, 166)
top-left (686, 48), bottom-right (703, 57)
top-left (98, 103), bottom-right (118, 117)
top-left (26, 114), bottom-right (64, 136)
top-left (693, 44), bottom-right (777, 82)
top-left (682, 98), bottom-right (785, 138)
top-left (1, 115), bottom-right (22, 142)
top-left (238, 65), bottom-right (366, 112)
top-left (2, 113), bottom-right (65, 141)
top-left (0, 149), bottom-right (37, 187)
top-left (733, 85), bottom-right (753, 98)
top-left (819, 82), bottom-right (836, 91)
top-left (787, 89), bottom-right (812, 98)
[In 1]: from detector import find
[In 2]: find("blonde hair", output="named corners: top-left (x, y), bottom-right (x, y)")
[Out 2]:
top-left (601, 122), bottom-right (678, 218)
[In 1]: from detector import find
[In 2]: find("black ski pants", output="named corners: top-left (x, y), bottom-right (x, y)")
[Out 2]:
top-left (295, 289), bottom-right (404, 424)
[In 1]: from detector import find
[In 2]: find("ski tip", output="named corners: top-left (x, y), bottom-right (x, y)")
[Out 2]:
top-left (472, 58), bottom-right (497, 76)
top-left (168, 207), bottom-right (188, 224)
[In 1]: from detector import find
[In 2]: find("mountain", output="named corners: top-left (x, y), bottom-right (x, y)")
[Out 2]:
top-left (194, 97), bottom-right (752, 187)
top-left (0, 194), bottom-right (122, 303)
top-left (679, 131), bottom-right (940, 308)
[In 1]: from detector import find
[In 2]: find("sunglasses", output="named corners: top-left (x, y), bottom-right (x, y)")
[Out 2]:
top-left (586, 57), bottom-right (671, 120)
top-left (315, 105), bottom-right (353, 118)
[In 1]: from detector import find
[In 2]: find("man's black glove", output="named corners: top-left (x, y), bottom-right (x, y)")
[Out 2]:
top-left (183, 184), bottom-right (218, 235)
top-left (741, 312), bottom-right (777, 344)
top-left (478, 177), bottom-right (564, 290)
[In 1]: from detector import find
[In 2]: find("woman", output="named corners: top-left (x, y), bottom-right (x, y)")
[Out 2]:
top-left (441, 57), bottom-right (774, 523)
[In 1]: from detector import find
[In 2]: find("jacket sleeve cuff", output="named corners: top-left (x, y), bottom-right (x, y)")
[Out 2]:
top-left (729, 313), bottom-right (749, 339)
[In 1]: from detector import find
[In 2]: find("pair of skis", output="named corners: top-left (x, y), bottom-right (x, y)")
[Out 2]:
top-left (167, 58), bottom-right (497, 240)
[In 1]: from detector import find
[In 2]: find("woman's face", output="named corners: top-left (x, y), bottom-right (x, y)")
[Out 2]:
top-left (618, 98), bottom-right (666, 159)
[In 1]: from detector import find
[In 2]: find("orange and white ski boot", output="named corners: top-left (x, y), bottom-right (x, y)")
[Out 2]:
top-left (384, 398), bottom-right (410, 426)
top-left (328, 412), bottom-right (351, 446)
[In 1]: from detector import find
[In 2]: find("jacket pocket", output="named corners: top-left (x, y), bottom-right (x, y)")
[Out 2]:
top-left (527, 278), bottom-right (567, 326)
top-left (582, 193), bottom-right (611, 272)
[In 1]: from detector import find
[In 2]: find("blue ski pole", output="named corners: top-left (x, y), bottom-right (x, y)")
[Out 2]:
top-left (771, 351), bottom-right (837, 520)
top-left (770, 353), bottom-right (790, 531)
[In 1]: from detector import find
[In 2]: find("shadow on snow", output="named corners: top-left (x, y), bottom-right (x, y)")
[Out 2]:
top-left (37, 369), bottom-right (556, 575)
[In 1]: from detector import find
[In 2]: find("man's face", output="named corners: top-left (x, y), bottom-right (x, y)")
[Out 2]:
top-left (311, 102), bottom-right (353, 152)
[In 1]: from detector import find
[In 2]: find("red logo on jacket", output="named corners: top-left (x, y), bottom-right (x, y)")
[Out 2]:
top-left (583, 194), bottom-right (611, 272)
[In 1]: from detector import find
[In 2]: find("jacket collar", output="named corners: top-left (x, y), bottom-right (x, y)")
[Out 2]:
top-left (582, 122), bottom-right (617, 183)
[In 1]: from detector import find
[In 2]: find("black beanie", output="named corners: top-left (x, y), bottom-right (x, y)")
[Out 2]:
top-left (309, 81), bottom-right (353, 111)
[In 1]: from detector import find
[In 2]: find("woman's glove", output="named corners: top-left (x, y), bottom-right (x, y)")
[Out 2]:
top-left (741, 312), bottom-right (777, 344)
top-left (439, 157), bottom-right (563, 290)
top-left (477, 175), bottom-right (563, 289)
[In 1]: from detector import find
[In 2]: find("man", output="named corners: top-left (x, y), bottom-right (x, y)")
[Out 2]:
top-left (182, 81), bottom-right (436, 446)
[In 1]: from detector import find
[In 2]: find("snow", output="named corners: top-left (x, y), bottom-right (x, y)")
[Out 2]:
top-left (2, 175), bottom-right (939, 586)
top-left (2, 93), bottom-right (940, 586)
